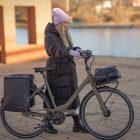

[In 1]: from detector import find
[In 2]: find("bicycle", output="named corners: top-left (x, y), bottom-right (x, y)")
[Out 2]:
top-left (1, 50), bottom-right (134, 140)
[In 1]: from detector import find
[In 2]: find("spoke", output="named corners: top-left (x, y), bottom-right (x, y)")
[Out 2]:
top-left (2, 94), bottom-right (47, 135)
top-left (112, 108), bottom-right (129, 113)
top-left (109, 117), bottom-right (128, 129)
top-left (85, 112), bottom-right (103, 116)
top-left (108, 118), bottom-right (115, 135)
top-left (112, 112), bottom-right (129, 118)
top-left (5, 113), bottom-right (20, 127)
top-left (85, 108), bottom-right (100, 113)
top-left (111, 103), bottom-right (127, 111)
top-left (109, 118), bottom-right (120, 134)
top-left (104, 92), bottom-right (114, 104)
top-left (86, 116), bottom-right (105, 125)
top-left (93, 116), bottom-right (105, 132)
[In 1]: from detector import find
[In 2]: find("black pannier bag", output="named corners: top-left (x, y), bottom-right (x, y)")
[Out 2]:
top-left (3, 74), bottom-right (37, 112)
top-left (95, 66), bottom-right (121, 86)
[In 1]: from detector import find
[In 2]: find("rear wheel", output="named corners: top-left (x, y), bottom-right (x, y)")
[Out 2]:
top-left (1, 92), bottom-right (50, 138)
top-left (80, 87), bottom-right (134, 140)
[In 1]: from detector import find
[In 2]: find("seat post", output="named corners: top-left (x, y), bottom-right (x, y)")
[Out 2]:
top-left (41, 72), bottom-right (47, 84)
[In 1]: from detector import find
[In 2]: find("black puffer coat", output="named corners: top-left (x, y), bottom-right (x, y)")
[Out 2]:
top-left (44, 23), bottom-right (80, 109)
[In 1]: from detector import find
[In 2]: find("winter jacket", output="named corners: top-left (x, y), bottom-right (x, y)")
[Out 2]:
top-left (44, 23), bottom-right (80, 109)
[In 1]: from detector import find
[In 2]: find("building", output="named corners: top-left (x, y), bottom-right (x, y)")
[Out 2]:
top-left (133, 0), bottom-right (140, 7)
top-left (0, 0), bottom-right (51, 64)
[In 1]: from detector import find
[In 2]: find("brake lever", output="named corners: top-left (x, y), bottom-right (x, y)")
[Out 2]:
top-left (77, 49), bottom-right (93, 59)
top-left (80, 50), bottom-right (87, 57)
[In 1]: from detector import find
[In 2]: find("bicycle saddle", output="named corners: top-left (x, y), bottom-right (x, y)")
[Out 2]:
top-left (34, 67), bottom-right (46, 73)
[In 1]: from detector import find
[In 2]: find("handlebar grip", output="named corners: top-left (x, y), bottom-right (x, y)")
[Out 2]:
top-left (80, 50), bottom-right (92, 58)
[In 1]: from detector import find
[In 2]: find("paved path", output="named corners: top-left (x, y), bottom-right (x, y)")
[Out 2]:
top-left (0, 57), bottom-right (140, 140)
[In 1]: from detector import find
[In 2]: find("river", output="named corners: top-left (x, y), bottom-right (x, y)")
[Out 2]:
top-left (16, 28), bottom-right (140, 58)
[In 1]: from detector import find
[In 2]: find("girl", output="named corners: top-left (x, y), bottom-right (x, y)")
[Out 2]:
top-left (44, 8), bottom-right (87, 134)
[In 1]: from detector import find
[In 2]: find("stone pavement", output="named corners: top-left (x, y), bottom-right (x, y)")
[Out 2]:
top-left (0, 56), bottom-right (140, 140)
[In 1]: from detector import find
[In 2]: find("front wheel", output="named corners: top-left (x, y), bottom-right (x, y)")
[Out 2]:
top-left (80, 86), bottom-right (134, 140)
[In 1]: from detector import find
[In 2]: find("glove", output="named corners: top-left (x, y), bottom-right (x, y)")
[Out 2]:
top-left (69, 50), bottom-right (81, 57)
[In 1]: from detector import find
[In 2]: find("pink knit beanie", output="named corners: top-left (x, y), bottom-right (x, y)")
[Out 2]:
top-left (52, 8), bottom-right (70, 25)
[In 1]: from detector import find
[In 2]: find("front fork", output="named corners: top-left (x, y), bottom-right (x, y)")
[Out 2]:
top-left (90, 75), bottom-right (109, 116)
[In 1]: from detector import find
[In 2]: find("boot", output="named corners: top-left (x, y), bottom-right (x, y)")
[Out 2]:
top-left (44, 123), bottom-right (58, 134)
top-left (72, 115), bottom-right (89, 133)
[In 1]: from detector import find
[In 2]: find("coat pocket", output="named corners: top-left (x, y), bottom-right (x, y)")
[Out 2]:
top-left (48, 75), bottom-right (71, 88)
top-left (46, 64), bottom-right (59, 76)
top-left (57, 62), bottom-right (71, 76)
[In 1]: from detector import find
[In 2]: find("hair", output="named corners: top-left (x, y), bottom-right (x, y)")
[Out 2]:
top-left (55, 23), bottom-right (73, 48)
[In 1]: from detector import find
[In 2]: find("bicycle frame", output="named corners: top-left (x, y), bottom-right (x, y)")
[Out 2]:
top-left (1, 53), bottom-right (134, 139)
top-left (37, 57), bottom-right (108, 115)
top-left (49, 75), bottom-right (90, 111)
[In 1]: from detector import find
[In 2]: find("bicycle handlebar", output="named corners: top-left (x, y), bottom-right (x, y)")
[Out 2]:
top-left (77, 49), bottom-right (95, 69)
top-left (72, 47), bottom-right (93, 58)
top-left (79, 50), bottom-right (93, 58)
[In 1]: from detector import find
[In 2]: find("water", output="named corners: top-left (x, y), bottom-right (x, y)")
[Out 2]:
top-left (16, 28), bottom-right (140, 58)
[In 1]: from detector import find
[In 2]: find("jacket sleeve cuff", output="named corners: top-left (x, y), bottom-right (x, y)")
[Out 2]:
top-left (61, 47), bottom-right (71, 58)
top-left (55, 47), bottom-right (71, 58)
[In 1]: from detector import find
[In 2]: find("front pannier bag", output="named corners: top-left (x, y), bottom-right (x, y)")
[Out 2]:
top-left (3, 74), bottom-right (37, 112)
top-left (95, 66), bottom-right (121, 86)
